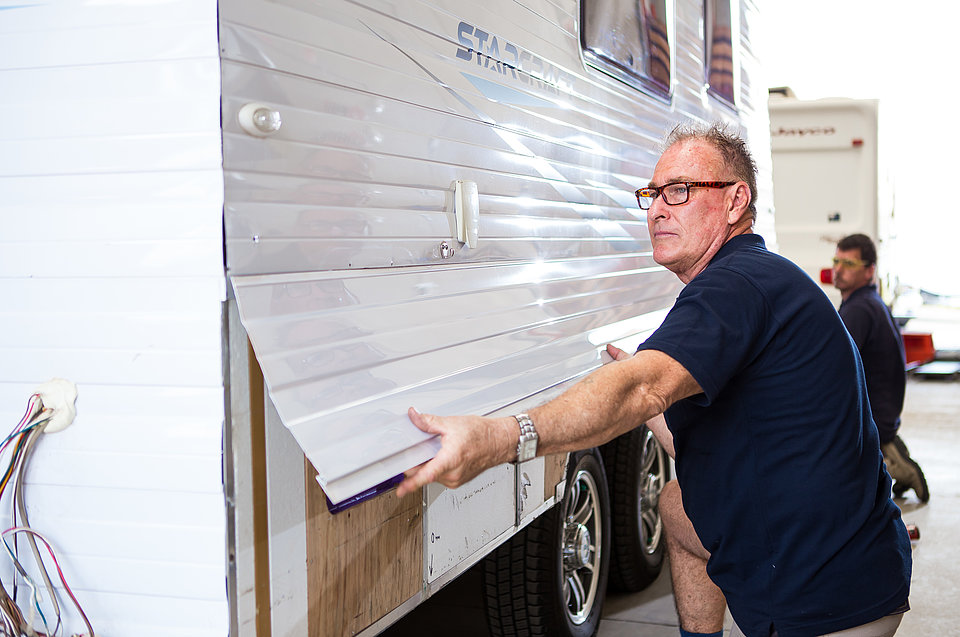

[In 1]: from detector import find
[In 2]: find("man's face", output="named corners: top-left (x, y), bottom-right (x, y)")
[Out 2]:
top-left (832, 247), bottom-right (874, 294)
top-left (647, 139), bottom-right (739, 282)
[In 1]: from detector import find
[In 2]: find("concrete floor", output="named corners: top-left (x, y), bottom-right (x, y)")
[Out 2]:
top-left (384, 308), bottom-right (960, 637)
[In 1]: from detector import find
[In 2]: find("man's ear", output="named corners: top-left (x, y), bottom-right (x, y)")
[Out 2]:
top-left (727, 182), bottom-right (752, 224)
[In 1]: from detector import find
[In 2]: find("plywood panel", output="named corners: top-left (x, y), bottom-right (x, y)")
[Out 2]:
top-left (306, 464), bottom-right (422, 636)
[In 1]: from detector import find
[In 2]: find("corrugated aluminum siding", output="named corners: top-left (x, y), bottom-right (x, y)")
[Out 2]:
top-left (221, 0), bottom-right (773, 501)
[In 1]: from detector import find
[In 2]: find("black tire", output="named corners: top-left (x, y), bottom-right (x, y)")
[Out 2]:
top-left (600, 424), bottom-right (670, 592)
top-left (482, 448), bottom-right (611, 637)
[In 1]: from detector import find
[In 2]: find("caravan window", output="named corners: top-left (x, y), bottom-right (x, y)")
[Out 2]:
top-left (705, 0), bottom-right (735, 104)
top-left (581, 0), bottom-right (672, 97)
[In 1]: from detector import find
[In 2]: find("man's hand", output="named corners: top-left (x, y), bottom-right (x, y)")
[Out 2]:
top-left (606, 343), bottom-right (631, 362)
top-left (396, 345), bottom-right (691, 497)
top-left (396, 407), bottom-right (516, 498)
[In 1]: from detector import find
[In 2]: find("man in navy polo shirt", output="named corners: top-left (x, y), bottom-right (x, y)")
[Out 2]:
top-left (397, 124), bottom-right (912, 636)
top-left (833, 233), bottom-right (928, 503)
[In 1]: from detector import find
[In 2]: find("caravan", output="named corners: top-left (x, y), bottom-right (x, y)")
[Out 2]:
top-left (769, 89), bottom-right (897, 306)
top-left (1, 1), bottom-right (772, 635)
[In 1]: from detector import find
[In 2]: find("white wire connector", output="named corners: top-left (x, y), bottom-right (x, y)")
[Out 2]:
top-left (33, 378), bottom-right (78, 433)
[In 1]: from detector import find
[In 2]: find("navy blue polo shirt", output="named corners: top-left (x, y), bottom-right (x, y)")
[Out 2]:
top-left (637, 234), bottom-right (910, 637)
top-left (838, 284), bottom-right (906, 444)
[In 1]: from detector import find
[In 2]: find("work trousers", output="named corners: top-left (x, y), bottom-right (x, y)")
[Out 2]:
top-left (728, 612), bottom-right (902, 637)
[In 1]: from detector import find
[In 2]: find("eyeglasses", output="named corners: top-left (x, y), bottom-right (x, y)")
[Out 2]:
top-left (635, 181), bottom-right (737, 210)
top-left (832, 257), bottom-right (868, 269)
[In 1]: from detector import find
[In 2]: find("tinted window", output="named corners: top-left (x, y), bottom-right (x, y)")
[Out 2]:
top-left (581, 0), bottom-right (672, 97)
top-left (705, 0), bottom-right (735, 104)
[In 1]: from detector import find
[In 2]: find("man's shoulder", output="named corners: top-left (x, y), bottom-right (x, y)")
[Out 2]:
top-left (707, 239), bottom-right (813, 294)
top-left (713, 235), bottom-right (800, 272)
top-left (838, 290), bottom-right (882, 341)
top-left (840, 286), bottom-right (884, 314)
top-left (838, 300), bottom-right (872, 331)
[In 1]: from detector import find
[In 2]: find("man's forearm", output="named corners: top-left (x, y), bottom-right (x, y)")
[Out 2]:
top-left (397, 347), bottom-right (696, 496)
top-left (529, 349), bottom-right (694, 457)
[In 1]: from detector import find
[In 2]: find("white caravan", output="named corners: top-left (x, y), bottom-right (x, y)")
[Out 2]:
top-left (769, 89), bottom-right (896, 306)
top-left (1, 1), bottom-right (772, 636)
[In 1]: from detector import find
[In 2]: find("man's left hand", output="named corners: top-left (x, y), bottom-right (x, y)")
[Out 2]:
top-left (606, 343), bottom-right (631, 362)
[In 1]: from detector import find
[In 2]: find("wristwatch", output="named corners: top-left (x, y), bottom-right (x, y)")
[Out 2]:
top-left (514, 413), bottom-right (538, 463)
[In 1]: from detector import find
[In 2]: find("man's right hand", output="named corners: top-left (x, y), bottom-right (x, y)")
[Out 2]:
top-left (396, 408), bottom-right (516, 498)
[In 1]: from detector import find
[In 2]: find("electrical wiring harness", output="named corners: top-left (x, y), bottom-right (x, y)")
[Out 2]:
top-left (0, 392), bottom-right (94, 637)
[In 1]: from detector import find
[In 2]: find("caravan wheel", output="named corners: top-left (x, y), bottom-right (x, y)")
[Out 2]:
top-left (600, 424), bottom-right (669, 592)
top-left (482, 448), bottom-right (611, 637)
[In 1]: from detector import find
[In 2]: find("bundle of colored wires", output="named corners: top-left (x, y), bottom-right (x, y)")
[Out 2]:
top-left (0, 394), bottom-right (94, 637)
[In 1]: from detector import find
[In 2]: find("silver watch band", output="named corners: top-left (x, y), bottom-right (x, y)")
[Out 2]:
top-left (514, 413), bottom-right (538, 463)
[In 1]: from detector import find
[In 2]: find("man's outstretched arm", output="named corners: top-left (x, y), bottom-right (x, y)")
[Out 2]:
top-left (396, 345), bottom-right (699, 497)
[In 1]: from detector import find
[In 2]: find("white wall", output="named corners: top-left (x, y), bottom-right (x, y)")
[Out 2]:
top-left (0, 1), bottom-right (228, 635)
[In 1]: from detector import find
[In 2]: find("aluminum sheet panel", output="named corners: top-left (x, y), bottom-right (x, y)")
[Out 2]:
top-left (232, 258), bottom-right (676, 503)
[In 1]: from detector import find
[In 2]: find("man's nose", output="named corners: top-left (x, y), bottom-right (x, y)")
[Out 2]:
top-left (647, 197), bottom-right (669, 220)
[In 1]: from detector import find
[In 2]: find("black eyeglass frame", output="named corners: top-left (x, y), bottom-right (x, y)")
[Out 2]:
top-left (634, 180), bottom-right (737, 210)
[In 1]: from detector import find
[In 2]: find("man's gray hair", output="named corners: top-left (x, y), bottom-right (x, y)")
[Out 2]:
top-left (665, 122), bottom-right (759, 221)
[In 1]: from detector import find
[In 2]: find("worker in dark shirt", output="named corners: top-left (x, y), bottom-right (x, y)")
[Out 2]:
top-left (398, 125), bottom-right (912, 637)
top-left (834, 233), bottom-right (929, 502)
